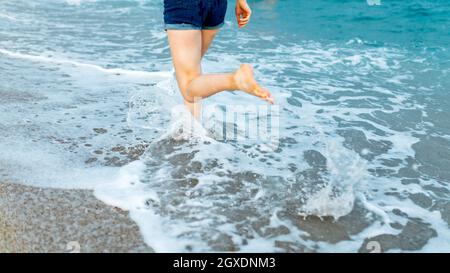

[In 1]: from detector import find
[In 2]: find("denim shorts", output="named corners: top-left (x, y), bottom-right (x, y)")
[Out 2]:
top-left (164, 0), bottom-right (228, 30)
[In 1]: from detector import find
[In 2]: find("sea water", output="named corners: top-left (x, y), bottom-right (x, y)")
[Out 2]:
top-left (1, 0), bottom-right (450, 252)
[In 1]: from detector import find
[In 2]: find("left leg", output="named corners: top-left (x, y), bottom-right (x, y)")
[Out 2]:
top-left (168, 30), bottom-right (244, 103)
top-left (183, 28), bottom-right (220, 117)
top-left (167, 29), bottom-right (203, 118)
top-left (167, 30), bottom-right (273, 117)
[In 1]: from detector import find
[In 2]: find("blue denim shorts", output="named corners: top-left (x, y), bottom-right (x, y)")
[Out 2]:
top-left (164, 0), bottom-right (228, 30)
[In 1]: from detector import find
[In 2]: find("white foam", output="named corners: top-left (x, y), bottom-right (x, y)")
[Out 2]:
top-left (65, 0), bottom-right (96, 6)
top-left (0, 48), bottom-right (171, 79)
top-left (0, 12), bottom-right (17, 21)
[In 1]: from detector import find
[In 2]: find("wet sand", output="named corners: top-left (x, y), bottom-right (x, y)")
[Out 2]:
top-left (0, 182), bottom-right (152, 253)
top-left (0, 181), bottom-right (445, 253)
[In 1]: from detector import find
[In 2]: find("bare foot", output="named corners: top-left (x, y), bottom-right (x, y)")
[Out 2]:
top-left (233, 64), bottom-right (274, 104)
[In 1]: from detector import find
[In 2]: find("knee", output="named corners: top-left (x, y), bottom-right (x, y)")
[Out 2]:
top-left (182, 92), bottom-right (195, 103)
top-left (179, 68), bottom-right (200, 85)
top-left (177, 69), bottom-right (200, 102)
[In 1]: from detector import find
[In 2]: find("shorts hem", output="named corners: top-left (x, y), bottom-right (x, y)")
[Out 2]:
top-left (164, 23), bottom-right (202, 30)
top-left (164, 22), bottom-right (224, 31)
top-left (202, 22), bottom-right (225, 30)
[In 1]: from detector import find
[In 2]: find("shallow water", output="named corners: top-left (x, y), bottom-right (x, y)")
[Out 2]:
top-left (1, 0), bottom-right (450, 252)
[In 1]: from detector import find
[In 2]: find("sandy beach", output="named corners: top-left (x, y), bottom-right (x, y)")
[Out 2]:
top-left (1, 179), bottom-right (444, 252)
top-left (0, 182), bottom-right (152, 253)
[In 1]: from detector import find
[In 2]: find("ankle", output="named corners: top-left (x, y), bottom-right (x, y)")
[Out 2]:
top-left (229, 72), bottom-right (239, 90)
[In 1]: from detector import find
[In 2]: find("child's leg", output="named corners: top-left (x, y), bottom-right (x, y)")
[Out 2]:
top-left (201, 29), bottom-right (219, 57)
top-left (167, 30), bottom-right (274, 116)
top-left (185, 65), bottom-right (274, 104)
top-left (167, 29), bottom-right (202, 103)
top-left (182, 29), bottom-right (219, 118)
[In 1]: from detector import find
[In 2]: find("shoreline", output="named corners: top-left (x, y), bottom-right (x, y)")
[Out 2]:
top-left (0, 181), bottom-right (152, 253)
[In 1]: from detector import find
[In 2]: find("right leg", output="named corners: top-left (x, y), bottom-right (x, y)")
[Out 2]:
top-left (168, 29), bottom-right (240, 102)
top-left (167, 30), bottom-right (274, 115)
top-left (198, 29), bottom-right (275, 105)
top-left (201, 29), bottom-right (219, 57)
top-left (185, 64), bottom-right (274, 104)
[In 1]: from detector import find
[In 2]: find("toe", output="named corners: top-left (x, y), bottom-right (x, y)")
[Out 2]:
top-left (260, 88), bottom-right (274, 104)
top-left (259, 87), bottom-right (271, 98)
